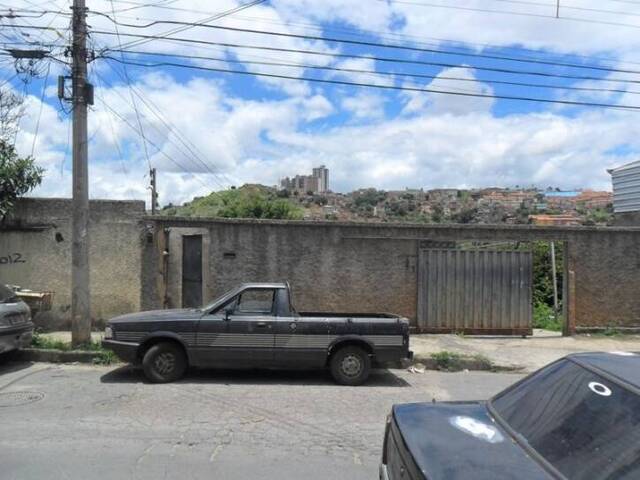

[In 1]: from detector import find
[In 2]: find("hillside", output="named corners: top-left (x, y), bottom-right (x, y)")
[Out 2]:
top-left (160, 184), bottom-right (303, 220)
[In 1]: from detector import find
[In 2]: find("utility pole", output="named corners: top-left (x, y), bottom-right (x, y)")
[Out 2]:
top-left (150, 167), bottom-right (158, 215)
top-left (71, 0), bottom-right (91, 345)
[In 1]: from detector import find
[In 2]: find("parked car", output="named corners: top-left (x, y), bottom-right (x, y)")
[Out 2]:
top-left (102, 282), bottom-right (412, 384)
top-left (0, 284), bottom-right (34, 355)
top-left (380, 352), bottom-right (640, 480)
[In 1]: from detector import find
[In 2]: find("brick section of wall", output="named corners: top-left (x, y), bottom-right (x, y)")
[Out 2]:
top-left (148, 217), bottom-right (640, 330)
top-left (0, 198), bottom-right (146, 329)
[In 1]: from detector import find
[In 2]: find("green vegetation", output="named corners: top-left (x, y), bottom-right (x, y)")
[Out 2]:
top-left (349, 188), bottom-right (387, 215)
top-left (31, 332), bottom-right (117, 364)
top-left (162, 184), bottom-right (303, 220)
top-left (430, 351), bottom-right (494, 371)
top-left (582, 208), bottom-right (613, 226)
top-left (533, 302), bottom-right (563, 331)
top-left (0, 89), bottom-right (44, 219)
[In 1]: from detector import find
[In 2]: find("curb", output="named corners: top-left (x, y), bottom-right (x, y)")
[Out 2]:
top-left (14, 348), bottom-right (101, 364)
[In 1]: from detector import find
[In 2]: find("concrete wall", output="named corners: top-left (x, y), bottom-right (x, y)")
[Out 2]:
top-left (147, 217), bottom-right (640, 331)
top-left (0, 198), bottom-right (146, 329)
top-left (4, 199), bottom-right (639, 332)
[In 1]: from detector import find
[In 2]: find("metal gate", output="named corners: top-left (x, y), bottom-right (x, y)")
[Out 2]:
top-left (417, 249), bottom-right (533, 335)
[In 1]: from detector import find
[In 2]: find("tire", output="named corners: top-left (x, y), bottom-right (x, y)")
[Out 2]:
top-left (329, 345), bottom-right (371, 386)
top-left (142, 342), bottom-right (187, 383)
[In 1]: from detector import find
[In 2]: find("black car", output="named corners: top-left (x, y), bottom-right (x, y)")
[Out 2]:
top-left (380, 352), bottom-right (640, 480)
top-left (102, 283), bottom-right (412, 384)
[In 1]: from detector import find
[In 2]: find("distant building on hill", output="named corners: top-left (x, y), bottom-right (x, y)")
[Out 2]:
top-left (281, 165), bottom-right (329, 194)
top-left (608, 160), bottom-right (640, 225)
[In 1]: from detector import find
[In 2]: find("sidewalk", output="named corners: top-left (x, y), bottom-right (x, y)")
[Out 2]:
top-left (411, 329), bottom-right (640, 373)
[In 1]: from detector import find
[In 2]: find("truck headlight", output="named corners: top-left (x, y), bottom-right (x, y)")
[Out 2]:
top-left (104, 326), bottom-right (113, 339)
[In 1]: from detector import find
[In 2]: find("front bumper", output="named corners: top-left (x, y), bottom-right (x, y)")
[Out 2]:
top-left (102, 339), bottom-right (138, 363)
top-left (0, 323), bottom-right (34, 354)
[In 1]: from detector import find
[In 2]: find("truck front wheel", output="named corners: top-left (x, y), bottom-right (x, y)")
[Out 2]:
top-left (330, 345), bottom-right (371, 386)
top-left (142, 341), bottom-right (187, 383)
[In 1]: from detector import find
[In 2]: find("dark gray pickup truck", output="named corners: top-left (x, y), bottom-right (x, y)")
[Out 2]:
top-left (103, 283), bottom-right (412, 385)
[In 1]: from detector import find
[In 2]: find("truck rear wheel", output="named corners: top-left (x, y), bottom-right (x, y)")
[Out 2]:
top-left (142, 342), bottom-right (187, 383)
top-left (330, 345), bottom-right (371, 386)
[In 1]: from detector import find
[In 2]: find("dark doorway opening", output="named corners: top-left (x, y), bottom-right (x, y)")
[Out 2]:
top-left (182, 235), bottom-right (203, 308)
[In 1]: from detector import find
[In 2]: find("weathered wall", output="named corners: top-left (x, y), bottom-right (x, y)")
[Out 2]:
top-left (0, 198), bottom-right (146, 329)
top-left (147, 218), bottom-right (640, 330)
top-left (614, 211), bottom-right (640, 226)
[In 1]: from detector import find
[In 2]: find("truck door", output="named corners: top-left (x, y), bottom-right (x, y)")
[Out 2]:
top-left (196, 288), bottom-right (276, 367)
top-left (273, 288), bottom-right (330, 368)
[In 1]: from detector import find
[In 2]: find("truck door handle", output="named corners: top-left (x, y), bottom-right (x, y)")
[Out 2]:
top-left (256, 322), bottom-right (268, 327)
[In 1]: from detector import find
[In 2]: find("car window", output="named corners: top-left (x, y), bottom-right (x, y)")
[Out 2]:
top-left (0, 284), bottom-right (17, 303)
top-left (491, 359), bottom-right (640, 480)
top-left (235, 289), bottom-right (275, 315)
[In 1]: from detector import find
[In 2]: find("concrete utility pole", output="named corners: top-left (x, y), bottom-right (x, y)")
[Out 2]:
top-left (71, 0), bottom-right (91, 345)
top-left (150, 168), bottom-right (158, 215)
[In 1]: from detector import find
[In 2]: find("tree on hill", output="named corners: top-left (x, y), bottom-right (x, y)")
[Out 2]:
top-left (163, 185), bottom-right (303, 220)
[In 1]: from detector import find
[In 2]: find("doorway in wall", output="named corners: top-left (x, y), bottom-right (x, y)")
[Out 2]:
top-left (182, 235), bottom-right (203, 308)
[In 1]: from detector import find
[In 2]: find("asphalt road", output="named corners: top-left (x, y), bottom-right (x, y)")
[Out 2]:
top-left (0, 361), bottom-right (523, 480)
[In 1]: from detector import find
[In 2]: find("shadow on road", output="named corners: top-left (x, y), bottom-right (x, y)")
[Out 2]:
top-left (0, 355), bottom-right (34, 377)
top-left (100, 365), bottom-right (410, 387)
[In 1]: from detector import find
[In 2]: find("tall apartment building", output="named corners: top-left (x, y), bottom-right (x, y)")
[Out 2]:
top-left (281, 165), bottom-right (329, 194)
top-left (312, 165), bottom-right (329, 194)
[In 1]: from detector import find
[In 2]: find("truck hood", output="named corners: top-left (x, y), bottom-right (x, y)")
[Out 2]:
top-left (109, 309), bottom-right (202, 324)
top-left (393, 402), bottom-right (553, 480)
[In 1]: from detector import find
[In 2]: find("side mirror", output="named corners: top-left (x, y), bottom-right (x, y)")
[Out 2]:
top-left (224, 306), bottom-right (234, 320)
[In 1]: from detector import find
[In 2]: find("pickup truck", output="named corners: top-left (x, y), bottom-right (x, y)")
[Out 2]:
top-left (102, 283), bottom-right (412, 385)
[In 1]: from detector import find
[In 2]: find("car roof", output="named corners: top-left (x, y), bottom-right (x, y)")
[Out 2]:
top-left (567, 352), bottom-right (640, 390)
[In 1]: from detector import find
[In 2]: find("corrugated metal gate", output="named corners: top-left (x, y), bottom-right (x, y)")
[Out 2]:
top-left (417, 249), bottom-right (533, 335)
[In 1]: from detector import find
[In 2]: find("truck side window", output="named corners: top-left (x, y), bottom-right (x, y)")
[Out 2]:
top-left (235, 289), bottom-right (275, 315)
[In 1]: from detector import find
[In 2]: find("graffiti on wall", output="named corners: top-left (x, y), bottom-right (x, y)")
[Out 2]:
top-left (0, 253), bottom-right (26, 265)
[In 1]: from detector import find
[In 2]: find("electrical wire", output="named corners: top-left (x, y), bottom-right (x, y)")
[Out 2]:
top-left (30, 59), bottom-right (50, 156)
top-left (94, 61), bottom-right (232, 190)
top-left (94, 14), bottom-right (640, 76)
top-left (108, 0), bottom-right (152, 171)
top-left (103, 55), bottom-right (640, 111)
top-left (110, 49), bottom-right (640, 97)
top-left (377, 0), bottom-right (640, 30)
top-left (116, 0), bottom-right (266, 50)
top-left (99, 59), bottom-right (234, 188)
top-left (91, 30), bottom-right (640, 85)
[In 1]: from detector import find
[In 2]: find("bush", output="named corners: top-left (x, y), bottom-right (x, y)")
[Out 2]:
top-left (533, 302), bottom-right (562, 331)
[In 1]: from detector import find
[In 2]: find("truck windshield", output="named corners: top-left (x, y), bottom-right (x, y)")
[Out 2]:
top-left (490, 359), bottom-right (640, 480)
top-left (200, 287), bottom-right (238, 312)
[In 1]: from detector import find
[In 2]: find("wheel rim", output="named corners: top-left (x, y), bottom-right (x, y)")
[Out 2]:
top-left (341, 354), bottom-right (363, 378)
top-left (154, 352), bottom-right (176, 375)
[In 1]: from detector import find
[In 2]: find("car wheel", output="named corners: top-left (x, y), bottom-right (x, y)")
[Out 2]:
top-left (142, 342), bottom-right (187, 383)
top-left (330, 345), bottom-right (371, 386)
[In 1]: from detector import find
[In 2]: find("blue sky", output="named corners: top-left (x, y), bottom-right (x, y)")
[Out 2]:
top-left (3, 0), bottom-right (640, 206)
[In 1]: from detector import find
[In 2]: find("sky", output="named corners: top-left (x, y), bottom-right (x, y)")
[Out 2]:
top-left (3, 0), bottom-right (640, 207)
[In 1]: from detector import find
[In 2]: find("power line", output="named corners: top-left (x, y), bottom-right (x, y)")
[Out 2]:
top-left (94, 14), bottom-right (640, 76)
top-left (30, 59), bottom-right (50, 156)
top-left (378, 0), bottom-right (640, 30)
top-left (103, 55), bottom-right (640, 111)
top-left (116, 0), bottom-right (266, 50)
top-left (110, 48), bottom-right (640, 97)
top-left (108, 0), bottom-right (152, 170)
top-left (93, 61), bottom-right (232, 189)
top-left (99, 59), bottom-right (234, 188)
top-left (91, 30), bottom-right (640, 85)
